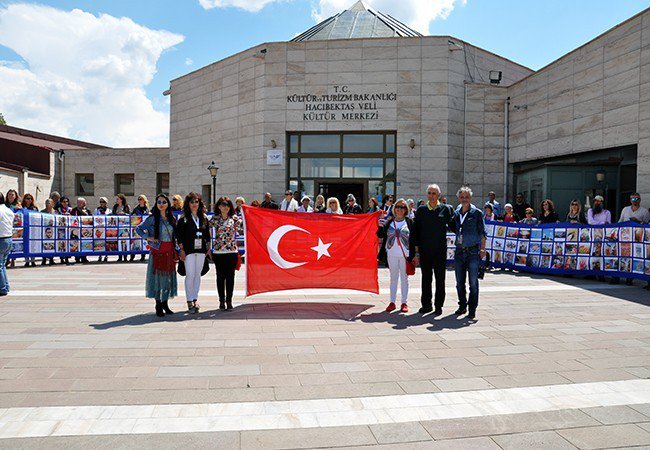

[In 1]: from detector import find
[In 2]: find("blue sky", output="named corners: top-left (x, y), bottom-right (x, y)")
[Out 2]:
top-left (0, 0), bottom-right (647, 146)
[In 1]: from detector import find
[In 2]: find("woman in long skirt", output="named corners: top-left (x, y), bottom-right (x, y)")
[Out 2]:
top-left (136, 194), bottom-right (178, 317)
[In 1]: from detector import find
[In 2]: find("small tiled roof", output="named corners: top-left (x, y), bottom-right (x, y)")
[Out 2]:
top-left (291, 0), bottom-right (422, 42)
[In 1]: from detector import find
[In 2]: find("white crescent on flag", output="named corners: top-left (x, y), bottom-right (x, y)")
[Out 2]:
top-left (266, 225), bottom-right (310, 269)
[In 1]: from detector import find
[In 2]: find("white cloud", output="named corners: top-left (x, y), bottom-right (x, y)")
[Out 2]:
top-left (198, 0), bottom-right (284, 13)
top-left (185, 57), bottom-right (193, 66)
top-left (313, 0), bottom-right (466, 34)
top-left (0, 4), bottom-right (183, 147)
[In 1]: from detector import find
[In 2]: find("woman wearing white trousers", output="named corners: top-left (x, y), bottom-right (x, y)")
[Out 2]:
top-left (176, 193), bottom-right (211, 314)
top-left (377, 198), bottom-right (413, 313)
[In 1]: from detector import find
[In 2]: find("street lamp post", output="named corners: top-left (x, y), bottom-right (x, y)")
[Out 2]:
top-left (207, 161), bottom-right (219, 211)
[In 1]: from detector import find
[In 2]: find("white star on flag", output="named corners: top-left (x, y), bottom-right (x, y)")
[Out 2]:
top-left (311, 238), bottom-right (332, 260)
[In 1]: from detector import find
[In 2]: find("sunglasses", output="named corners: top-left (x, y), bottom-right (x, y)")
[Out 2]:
top-left (328, 202), bottom-right (336, 205)
top-left (100, 201), bottom-right (106, 204)
top-left (189, 199), bottom-right (199, 204)
top-left (395, 205), bottom-right (407, 210)
top-left (157, 200), bottom-right (168, 205)
top-left (526, 211), bottom-right (533, 214)
top-left (631, 197), bottom-right (640, 201)
top-left (218, 202), bottom-right (229, 207)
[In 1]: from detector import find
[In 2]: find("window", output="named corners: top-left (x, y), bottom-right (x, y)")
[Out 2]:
top-left (300, 158), bottom-right (340, 178)
top-left (202, 184), bottom-right (212, 210)
top-left (156, 173), bottom-right (170, 196)
top-left (342, 158), bottom-right (384, 178)
top-left (343, 134), bottom-right (384, 153)
top-left (75, 173), bottom-right (94, 196)
top-left (300, 135), bottom-right (340, 153)
top-left (114, 173), bottom-right (135, 196)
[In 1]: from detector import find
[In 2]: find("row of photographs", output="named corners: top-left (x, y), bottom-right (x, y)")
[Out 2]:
top-left (487, 239), bottom-right (649, 258)
top-left (12, 239), bottom-right (146, 254)
top-left (487, 251), bottom-right (650, 276)
top-left (16, 214), bottom-right (144, 228)
top-left (488, 224), bottom-right (650, 243)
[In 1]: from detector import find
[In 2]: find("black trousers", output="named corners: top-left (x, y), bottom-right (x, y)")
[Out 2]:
top-left (419, 248), bottom-right (447, 310)
top-left (213, 253), bottom-right (238, 301)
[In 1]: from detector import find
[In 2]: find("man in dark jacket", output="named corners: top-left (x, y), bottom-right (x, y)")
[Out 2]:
top-left (261, 192), bottom-right (279, 210)
top-left (512, 193), bottom-right (531, 221)
top-left (343, 194), bottom-right (363, 214)
top-left (411, 184), bottom-right (454, 315)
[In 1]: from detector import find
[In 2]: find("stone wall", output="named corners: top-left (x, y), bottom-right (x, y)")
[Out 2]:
top-left (64, 148), bottom-right (169, 209)
top-left (505, 8), bottom-right (650, 200)
top-left (0, 152), bottom-right (60, 208)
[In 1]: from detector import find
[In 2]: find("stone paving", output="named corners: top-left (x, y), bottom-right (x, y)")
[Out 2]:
top-left (0, 261), bottom-right (649, 448)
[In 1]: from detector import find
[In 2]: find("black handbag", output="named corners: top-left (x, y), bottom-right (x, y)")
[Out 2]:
top-left (177, 254), bottom-right (211, 276)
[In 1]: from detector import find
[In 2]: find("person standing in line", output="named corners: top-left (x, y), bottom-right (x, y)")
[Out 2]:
top-left (131, 195), bottom-right (151, 262)
top-left (326, 198), bottom-right (343, 215)
top-left (407, 199), bottom-right (416, 219)
top-left (538, 199), bottom-right (560, 224)
top-left (377, 198), bottom-right (413, 313)
top-left (56, 197), bottom-right (72, 265)
top-left (94, 197), bottom-right (111, 262)
top-left (40, 199), bottom-right (56, 265)
top-left (20, 194), bottom-right (38, 267)
top-left (452, 186), bottom-right (486, 320)
top-left (71, 198), bottom-right (91, 264)
top-left (234, 197), bottom-right (245, 216)
top-left (512, 193), bottom-right (531, 221)
top-left (210, 197), bottom-right (242, 310)
top-left (5, 190), bottom-right (21, 212)
top-left (520, 208), bottom-right (539, 225)
top-left (381, 195), bottom-right (395, 219)
top-left (612, 193), bottom-right (650, 287)
top-left (176, 193), bottom-right (211, 313)
top-left (566, 200), bottom-right (587, 224)
top-left (136, 194), bottom-right (177, 318)
top-left (483, 204), bottom-right (495, 221)
top-left (485, 191), bottom-right (501, 218)
top-left (49, 191), bottom-right (62, 210)
top-left (587, 195), bottom-right (610, 282)
top-left (0, 193), bottom-right (14, 296)
top-left (280, 190), bottom-right (299, 212)
top-left (297, 196), bottom-right (313, 212)
top-left (170, 195), bottom-right (184, 213)
top-left (261, 192), bottom-right (279, 210)
top-left (502, 203), bottom-right (519, 223)
top-left (367, 197), bottom-right (380, 213)
top-left (343, 194), bottom-right (362, 214)
top-left (314, 195), bottom-right (326, 213)
top-left (112, 194), bottom-right (130, 262)
top-left (411, 184), bottom-right (454, 316)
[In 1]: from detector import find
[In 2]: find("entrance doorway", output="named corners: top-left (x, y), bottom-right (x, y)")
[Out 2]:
top-left (317, 181), bottom-right (365, 210)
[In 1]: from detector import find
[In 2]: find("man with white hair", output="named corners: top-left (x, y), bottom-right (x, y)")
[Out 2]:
top-left (411, 184), bottom-right (454, 315)
top-left (452, 186), bottom-right (486, 320)
top-left (343, 194), bottom-right (362, 214)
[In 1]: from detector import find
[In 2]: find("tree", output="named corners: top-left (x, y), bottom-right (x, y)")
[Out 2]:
top-left (0, 113), bottom-right (5, 125)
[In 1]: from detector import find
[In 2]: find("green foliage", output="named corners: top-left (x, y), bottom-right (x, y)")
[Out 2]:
top-left (0, 113), bottom-right (6, 125)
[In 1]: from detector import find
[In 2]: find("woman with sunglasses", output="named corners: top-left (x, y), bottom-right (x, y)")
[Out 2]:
top-left (136, 194), bottom-right (178, 317)
top-left (94, 197), bottom-right (111, 262)
top-left (130, 195), bottom-right (151, 262)
top-left (566, 199), bottom-right (587, 224)
top-left (209, 197), bottom-right (243, 310)
top-left (377, 198), bottom-right (413, 313)
top-left (325, 197), bottom-right (343, 215)
top-left (56, 197), bottom-right (72, 265)
top-left (20, 194), bottom-right (38, 267)
top-left (520, 208), bottom-right (539, 225)
top-left (314, 195), bottom-right (326, 213)
top-left (176, 193), bottom-right (211, 314)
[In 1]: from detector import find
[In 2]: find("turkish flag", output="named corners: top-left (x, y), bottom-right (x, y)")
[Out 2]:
top-left (242, 205), bottom-right (380, 296)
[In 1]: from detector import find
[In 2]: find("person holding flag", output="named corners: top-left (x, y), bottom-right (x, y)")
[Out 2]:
top-left (452, 186), bottom-right (486, 320)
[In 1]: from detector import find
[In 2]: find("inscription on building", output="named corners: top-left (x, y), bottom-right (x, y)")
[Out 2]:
top-left (287, 85), bottom-right (397, 121)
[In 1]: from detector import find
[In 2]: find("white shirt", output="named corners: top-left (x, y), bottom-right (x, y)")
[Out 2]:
top-left (280, 198), bottom-right (299, 212)
top-left (297, 205), bottom-right (313, 213)
top-left (619, 206), bottom-right (650, 224)
top-left (0, 205), bottom-right (15, 238)
top-left (387, 220), bottom-right (409, 258)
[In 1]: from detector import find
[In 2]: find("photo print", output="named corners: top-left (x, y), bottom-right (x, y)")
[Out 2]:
top-left (590, 257), bottom-right (603, 271)
top-left (529, 242), bottom-right (541, 253)
top-left (32, 226), bottom-right (44, 240)
top-left (605, 227), bottom-right (618, 241)
top-left (519, 228), bottom-right (531, 240)
top-left (563, 256), bottom-right (576, 270)
top-left (130, 216), bottom-right (143, 227)
top-left (130, 240), bottom-right (143, 251)
top-left (495, 226), bottom-right (506, 238)
top-left (542, 228), bottom-right (554, 241)
top-left (506, 227), bottom-right (519, 238)
top-left (69, 228), bottom-right (80, 240)
top-left (619, 227), bottom-right (632, 242)
top-left (565, 243), bottom-right (578, 255)
top-left (505, 239), bottom-right (517, 252)
top-left (540, 255), bottom-right (552, 268)
top-left (43, 241), bottom-right (55, 252)
top-left (93, 240), bottom-right (106, 252)
top-left (577, 256), bottom-right (589, 271)
top-left (493, 238), bottom-right (505, 251)
top-left (105, 241), bottom-right (118, 252)
top-left (118, 240), bottom-right (130, 252)
top-left (541, 242), bottom-right (553, 254)
top-left (94, 228), bottom-right (105, 239)
top-left (591, 242), bottom-right (602, 256)
top-left (118, 229), bottom-right (130, 238)
top-left (578, 243), bottom-right (591, 255)
top-left (118, 216), bottom-right (130, 227)
top-left (81, 240), bottom-right (93, 252)
top-left (446, 235), bottom-right (456, 247)
top-left (504, 252), bottom-right (516, 265)
top-left (633, 243), bottom-right (645, 258)
top-left (56, 240), bottom-right (67, 253)
top-left (620, 243), bottom-right (632, 257)
top-left (106, 216), bottom-right (118, 227)
top-left (604, 257), bottom-right (619, 271)
top-left (82, 217), bottom-right (94, 227)
top-left (69, 241), bottom-right (80, 253)
top-left (592, 228), bottom-right (604, 241)
top-left (554, 243), bottom-right (564, 255)
top-left (94, 216), bottom-right (105, 227)
top-left (518, 241), bottom-right (529, 254)
top-left (13, 214), bottom-right (23, 227)
top-left (619, 257), bottom-right (631, 273)
top-left (566, 228), bottom-right (578, 242)
top-left (632, 259), bottom-right (644, 274)
top-left (552, 256), bottom-right (564, 269)
top-left (106, 228), bottom-right (119, 239)
top-left (604, 242), bottom-right (618, 256)
top-left (81, 228), bottom-right (93, 239)
top-left (645, 260), bottom-right (650, 276)
top-left (514, 254), bottom-right (527, 267)
top-left (446, 248), bottom-right (455, 260)
top-left (527, 255), bottom-right (540, 267)
top-left (492, 251), bottom-right (503, 264)
top-left (43, 215), bottom-right (54, 227)
top-left (56, 216), bottom-right (67, 227)
top-left (56, 227), bottom-right (67, 240)
top-left (12, 228), bottom-right (23, 239)
top-left (554, 228), bottom-right (567, 240)
top-left (530, 228), bottom-right (542, 240)
top-left (634, 227), bottom-right (644, 242)
top-left (580, 228), bottom-right (591, 242)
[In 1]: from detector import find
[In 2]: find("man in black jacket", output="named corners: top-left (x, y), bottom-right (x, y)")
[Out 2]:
top-left (411, 184), bottom-right (454, 315)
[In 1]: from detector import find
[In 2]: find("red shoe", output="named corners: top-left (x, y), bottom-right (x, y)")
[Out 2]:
top-left (385, 302), bottom-right (396, 312)
top-left (400, 303), bottom-right (409, 313)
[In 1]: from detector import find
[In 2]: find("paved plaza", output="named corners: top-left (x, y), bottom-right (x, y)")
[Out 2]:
top-left (0, 262), bottom-right (649, 448)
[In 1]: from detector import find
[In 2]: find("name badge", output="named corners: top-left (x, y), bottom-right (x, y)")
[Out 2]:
top-left (457, 234), bottom-right (463, 245)
top-left (194, 238), bottom-right (202, 249)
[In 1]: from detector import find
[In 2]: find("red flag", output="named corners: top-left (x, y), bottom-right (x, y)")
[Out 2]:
top-left (242, 205), bottom-right (380, 296)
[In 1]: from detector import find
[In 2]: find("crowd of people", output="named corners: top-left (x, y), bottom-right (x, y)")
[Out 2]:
top-left (0, 185), bottom-right (648, 315)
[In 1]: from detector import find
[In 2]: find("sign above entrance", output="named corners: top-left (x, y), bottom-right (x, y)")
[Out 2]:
top-left (287, 85), bottom-right (397, 122)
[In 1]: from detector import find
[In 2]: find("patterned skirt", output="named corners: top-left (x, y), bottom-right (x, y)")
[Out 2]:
top-left (145, 241), bottom-right (178, 302)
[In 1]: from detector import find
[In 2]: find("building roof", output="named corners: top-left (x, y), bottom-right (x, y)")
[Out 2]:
top-left (292, 0), bottom-right (422, 42)
top-left (0, 124), bottom-right (108, 151)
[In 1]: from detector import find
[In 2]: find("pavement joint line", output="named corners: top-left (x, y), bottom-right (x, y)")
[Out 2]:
top-left (0, 379), bottom-right (648, 439)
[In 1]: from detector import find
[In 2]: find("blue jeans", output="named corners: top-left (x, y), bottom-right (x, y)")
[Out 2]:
top-left (0, 237), bottom-right (12, 294)
top-left (454, 246), bottom-right (480, 313)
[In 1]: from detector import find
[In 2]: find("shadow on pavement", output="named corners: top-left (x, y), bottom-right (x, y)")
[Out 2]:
top-left (356, 309), bottom-right (476, 331)
top-left (90, 302), bottom-right (374, 329)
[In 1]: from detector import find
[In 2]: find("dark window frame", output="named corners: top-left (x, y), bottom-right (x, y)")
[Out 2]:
top-left (114, 173), bottom-right (135, 196)
top-left (75, 173), bottom-right (95, 196)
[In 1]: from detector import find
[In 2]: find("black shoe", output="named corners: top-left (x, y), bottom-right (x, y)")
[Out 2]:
top-left (455, 307), bottom-right (467, 315)
top-left (219, 299), bottom-right (226, 310)
top-left (625, 279), bottom-right (633, 286)
top-left (433, 309), bottom-right (443, 317)
top-left (226, 299), bottom-right (233, 310)
top-left (467, 313), bottom-right (476, 320)
top-left (130, 255), bottom-right (135, 262)
top-left (645, 284), bottom-right (650, 291)
top-left (0, 292), bottom-right (7, 297)
top-left (161, 301), bottom-right (174, 315)
top-left (418, 306), bottom-right (433, 314)
top-left (609, 279), bottom-right (620, 285)
top-left (155, 302), bottom-right (165, 317)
